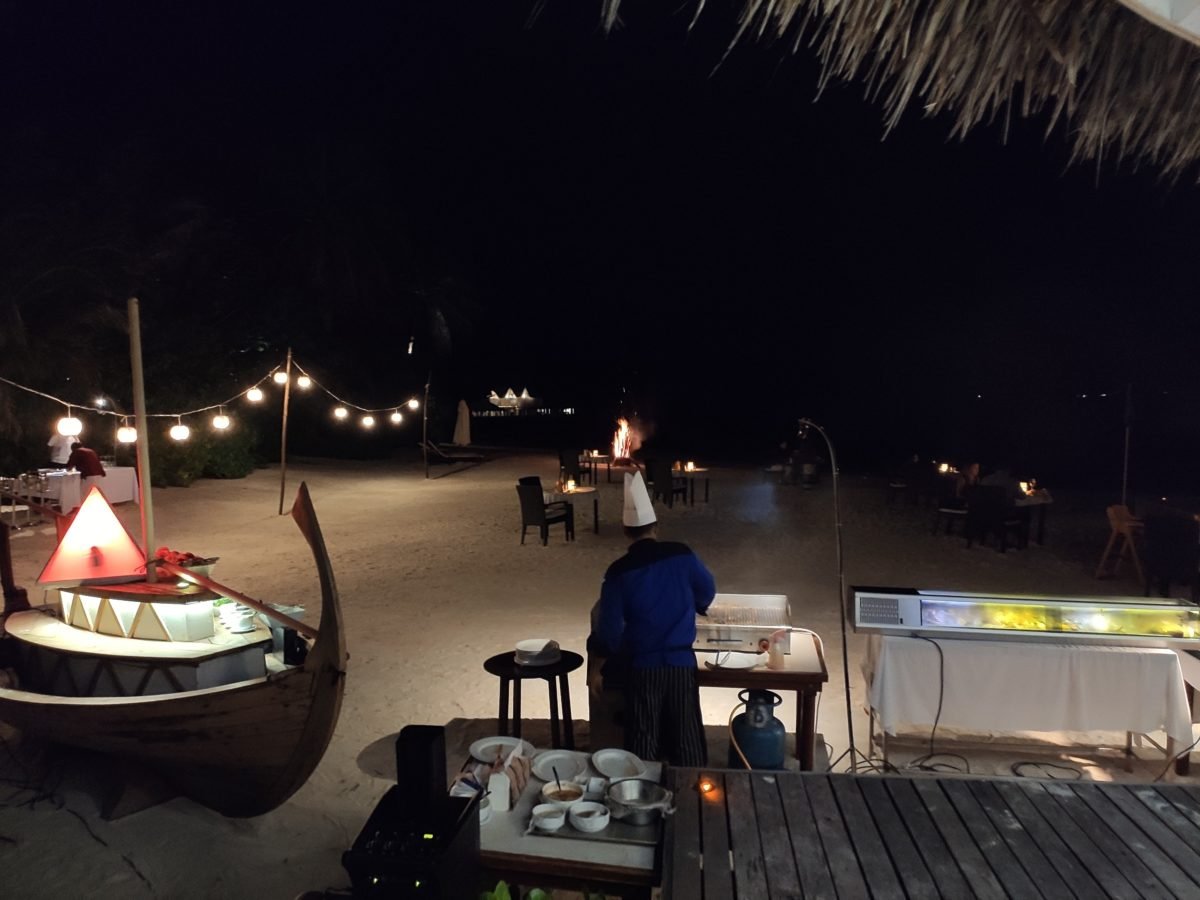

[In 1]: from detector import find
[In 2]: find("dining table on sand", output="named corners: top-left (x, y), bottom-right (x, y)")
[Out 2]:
top-left (675, 465), bottom-right (710, 506)
top-left (580, 453), bottom-right (612, 484)
top-left (1014, 487), bottom-right (1053, 545)
top-left (555, 485), bottom-right (599, 534)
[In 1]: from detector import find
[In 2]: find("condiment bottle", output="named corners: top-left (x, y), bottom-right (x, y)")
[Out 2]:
top-left (767, 629), bottom-right (788, 670)
top-left (489, 771), bottom-right (511, 812)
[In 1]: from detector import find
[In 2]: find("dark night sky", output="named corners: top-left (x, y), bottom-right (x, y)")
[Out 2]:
top-left (2, 2), bottom-right (1197, 483)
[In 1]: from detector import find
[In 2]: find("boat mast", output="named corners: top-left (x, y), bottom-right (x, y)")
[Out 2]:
top-left (128, 297), bottom-right (157, 582)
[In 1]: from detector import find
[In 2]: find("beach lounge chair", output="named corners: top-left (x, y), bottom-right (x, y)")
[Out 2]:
top-left (419, 440), bottom-right (486, 464)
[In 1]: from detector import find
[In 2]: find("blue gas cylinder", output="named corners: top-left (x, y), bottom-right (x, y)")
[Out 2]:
top-left (728, 689), bottom-right (786, 769)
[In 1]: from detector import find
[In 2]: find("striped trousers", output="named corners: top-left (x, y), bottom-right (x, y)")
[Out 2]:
top-left (626, 666), bottom-right (707, 766)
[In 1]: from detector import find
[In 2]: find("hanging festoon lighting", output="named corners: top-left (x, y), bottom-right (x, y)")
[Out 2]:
top-left (333, 406), bottom-right (349, 420)
top-left (212, 407), bottom-right (231, 431)
top-left (407, 398), bottom-right (420, 411)
top-left (273, 371), bottom-right (288, 385)
top-left (169, 417), bottom-right (191, 441)
top-left (361, 415), bottom-right (375, 429)
top-left (296, 375), bottom-right (312, 389)
top-left (246, 387), bottom-right (264, 402)
top-left (390, 410), bottom-right (404, 425)
top-left (57, 406), bottom-right (83, 437)
top-left (116, 418), bottom-right (138, 444)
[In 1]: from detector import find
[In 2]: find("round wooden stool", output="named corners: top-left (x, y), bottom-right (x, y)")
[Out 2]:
top-left (483, 650), bottom-right (583, 750)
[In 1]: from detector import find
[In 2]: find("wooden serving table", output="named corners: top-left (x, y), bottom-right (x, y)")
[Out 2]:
top-left (663, 767), bottom-right (1200, 899)
top-left (478, 757), bottom-right (662, 899)
top-left (694, 631), bottom-right (828, 770)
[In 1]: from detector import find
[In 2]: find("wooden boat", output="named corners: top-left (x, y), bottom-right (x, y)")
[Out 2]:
top-left (0, 482), bottom-right (347, 818)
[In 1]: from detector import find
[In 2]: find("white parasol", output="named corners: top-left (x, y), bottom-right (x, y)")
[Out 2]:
top-left (451, 399), bottom-right (471, 446)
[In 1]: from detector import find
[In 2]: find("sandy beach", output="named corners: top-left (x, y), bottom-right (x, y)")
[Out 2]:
top-left (0, 453), bottom-right (1196, 898)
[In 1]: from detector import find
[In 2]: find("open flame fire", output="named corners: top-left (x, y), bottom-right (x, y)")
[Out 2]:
top-left (612, 418), bottom-right (641, 460)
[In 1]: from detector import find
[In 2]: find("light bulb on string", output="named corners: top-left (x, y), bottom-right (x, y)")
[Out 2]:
top-left (116, 419), bottom-right (137, 444)
top-left (273, 371), bottom-right (288, 385)
top-left (212, 407), bottom-right (231, 430)
top-left (169, 417), bottom-right (190, 441)
top-left (246, 387), bottom-right (264, 402)
top-left (407, 398), bottom-right (420, 411)
top-left (361, 415), bottom-right (375, 428)
top-left (390, 410), bottom-right (403, 424)
top-left (57, 406), bottom-right (83, 437)
top-left (296, 375), bottom-right (312, 389)
top-left (333, 406), bottom-right (348, 420)
top-left (94, 397), bottom-right (107, 408)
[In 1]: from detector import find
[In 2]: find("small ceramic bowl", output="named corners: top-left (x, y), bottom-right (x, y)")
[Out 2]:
top-left (479, 796), bottom-right (492, 825)
top-left (530, 803), bottom-right (565, 833)
top-left (540, 781), bottom-right (585, 809)
top-left (568, 801), bottom-right (610, 833)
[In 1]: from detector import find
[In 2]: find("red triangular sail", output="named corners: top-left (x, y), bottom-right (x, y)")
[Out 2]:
top-left (37, 486), bottom-right (146, 587)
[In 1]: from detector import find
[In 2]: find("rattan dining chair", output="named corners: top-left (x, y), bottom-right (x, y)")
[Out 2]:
top-left (516, 482), bottom-right (574, 546)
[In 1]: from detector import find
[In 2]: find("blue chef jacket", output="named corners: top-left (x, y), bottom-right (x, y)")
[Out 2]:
top-left (591, 539), bottom-right (716, 669)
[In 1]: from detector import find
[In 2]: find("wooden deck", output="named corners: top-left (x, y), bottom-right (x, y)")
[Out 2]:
top-left (664, 767), bottom-right (1200, 898)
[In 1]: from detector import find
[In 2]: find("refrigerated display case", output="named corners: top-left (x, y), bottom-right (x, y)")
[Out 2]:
top-left (852, 587), bottom-right (1200, 648)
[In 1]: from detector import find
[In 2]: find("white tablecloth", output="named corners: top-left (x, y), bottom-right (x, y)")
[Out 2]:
top-left (866, 634), bottom-right (1194, 745)
top-left (99, 466), bottom-right (139, 504)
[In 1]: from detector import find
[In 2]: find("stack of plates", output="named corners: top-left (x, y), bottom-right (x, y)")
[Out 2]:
top-left (515, 638), bottom-right (561, 666)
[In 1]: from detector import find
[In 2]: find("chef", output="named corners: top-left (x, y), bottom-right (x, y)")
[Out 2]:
top-left (588, 470), bottom-right (716, 766)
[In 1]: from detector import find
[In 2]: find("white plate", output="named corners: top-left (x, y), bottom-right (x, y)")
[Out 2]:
top-left (516, 638), bottom-right (558, 655)
top-left (705, 652), bottom-right (762, 670)
top-left (515, 653), bottom-right (561, 667)
top-left (591, 748), bottom-right (647, 780)
top-left (532, 749), bottom-right (588, 783)
top-left (469, 736), bottom-right (536, 764)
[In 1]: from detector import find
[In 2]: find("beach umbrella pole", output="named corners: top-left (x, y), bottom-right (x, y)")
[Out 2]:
top-left (128, 297), bottom-right (157, 582)
top-left (278, 347), bottom-right (293, 515)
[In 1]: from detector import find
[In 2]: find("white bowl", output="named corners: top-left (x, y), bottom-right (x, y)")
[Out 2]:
top-left (530, 803), bottom-right (565, 833)
top-left (568, 801), bottom-right (610, 833)
top-left (540, 781), bottom-right (585, 809)
top-left (479, 796), bottom-right (492, 825)
top-left (516, 638), bottom-right (558, 656)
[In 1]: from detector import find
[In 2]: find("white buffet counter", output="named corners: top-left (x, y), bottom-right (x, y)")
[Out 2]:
top-left (866, 634), bottom-right (1195, 748)
top-left (30, 466), bottom-right (139, 511)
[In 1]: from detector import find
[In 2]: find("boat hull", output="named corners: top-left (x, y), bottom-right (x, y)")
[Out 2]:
top-left (0, 483), bottom-right (346, 817)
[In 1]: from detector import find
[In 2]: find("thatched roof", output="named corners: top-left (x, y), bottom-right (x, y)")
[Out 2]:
top-left (607, 0), bottom-right (1200, 179)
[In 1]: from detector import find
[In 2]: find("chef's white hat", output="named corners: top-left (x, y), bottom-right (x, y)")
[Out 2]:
top-left (623, 471), bottom-right (656, 527)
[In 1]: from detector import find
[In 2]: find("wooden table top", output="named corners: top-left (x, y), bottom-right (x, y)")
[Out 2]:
top-left (664, 767), bottom-right (1200, 899)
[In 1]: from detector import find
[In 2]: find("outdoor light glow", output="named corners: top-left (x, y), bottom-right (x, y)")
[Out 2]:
top-left (94, 397), bottom-right (107, 408)
top-left (57, 416), bottom-right (83, 437)
top-left (212, 414), bottom-right (231, 430)
top-left (361, 415), bottom-right (375, 428)
top-left (699, 779), bottom-right (715, 793)
top-left (246, 387), bottom-right (264, 402)
top-left (117, 425), bottom-right (138, 444)
top-left (273, 371), bottom-right (288, 384)
top-left (169, 422), bottom-right (191, 441)
top-left (938, 463), bottom-right (950, 474)
top-left (296, 375), bottom-right (312, 389)
top-left (334, 406), bottom-right (349, 420)
top-left (407, 398), bottom-right (420, 410)
top-left (390, 411), bottom-right (403, 424)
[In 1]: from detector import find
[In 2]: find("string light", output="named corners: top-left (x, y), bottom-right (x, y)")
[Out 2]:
top-left (390, 410), bottom-right (403, 424)
top-left (212, 407), bottom-right (230, 431)
top-left (273, 371), bottom-right (288, 384)
top-left (333, 406), bottom-right (348, 420)
top-left (361, 415), bottom-right (375, 428)
top-left (246, 387), bottom-right (264, 402)
top-left (169, 417), bottom-right (190, 441)
top-left (407, 398), bottom-right (420, 410)
top-left (94, 397), bottom-right (107, 408)
top-left (117, 418), bottom-right (137, 444)
top-left (296, 375), bottom-right (312, 389)
top-left (57, 406), bottom-right (83, 437)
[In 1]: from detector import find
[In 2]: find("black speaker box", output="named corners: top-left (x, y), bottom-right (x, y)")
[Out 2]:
top-left (395, 725), bottom-right (447, 817)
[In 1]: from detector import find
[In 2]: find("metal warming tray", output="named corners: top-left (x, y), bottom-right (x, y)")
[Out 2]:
top-left (851, 586), bottom-right (1200, 649)
top-left (695, 593), bottom-right (791, 654)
